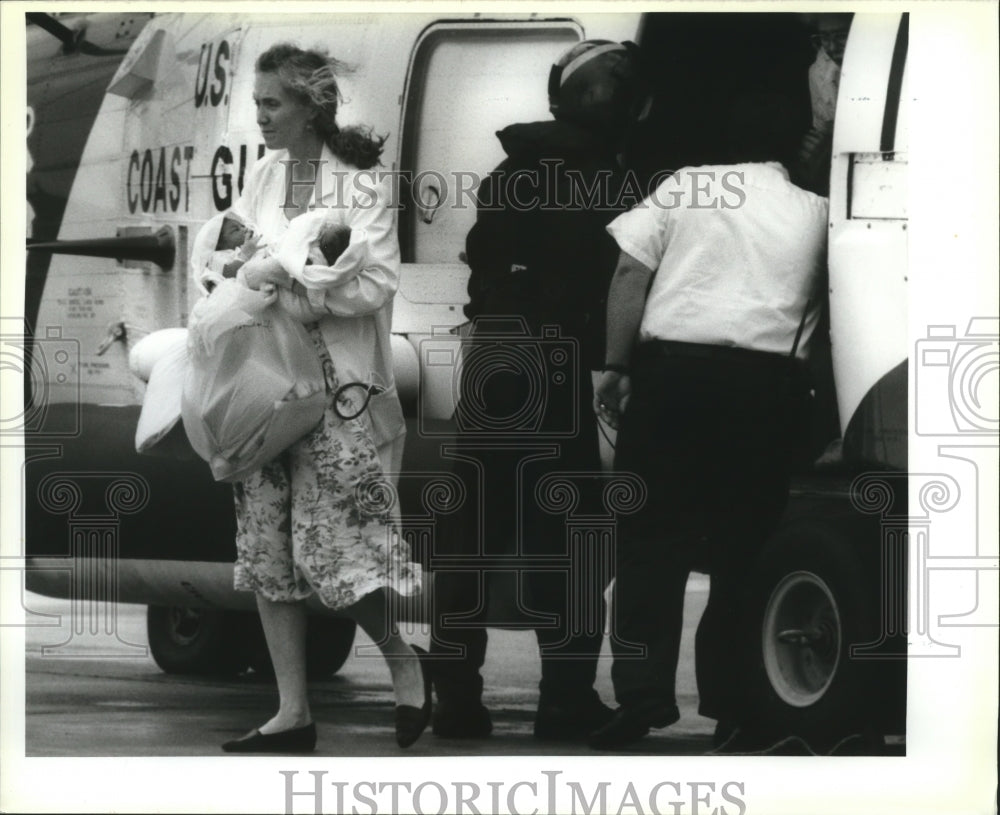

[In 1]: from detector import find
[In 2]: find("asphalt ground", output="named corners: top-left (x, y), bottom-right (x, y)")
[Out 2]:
top-left (22, 578), bottom-right (720, 757)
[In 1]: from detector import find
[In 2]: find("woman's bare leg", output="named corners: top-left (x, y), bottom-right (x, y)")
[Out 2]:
top-left (345, 590), bottom-right (423, 708)
top-left (255, 595), bottom-right (312, 732)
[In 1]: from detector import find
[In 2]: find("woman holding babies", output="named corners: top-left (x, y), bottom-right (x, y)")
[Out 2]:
top-left (191, 43), bottom-right (426, 753)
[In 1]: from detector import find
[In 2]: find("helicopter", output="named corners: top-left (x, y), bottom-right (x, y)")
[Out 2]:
top-left (17, 9), bottom-right (911, 746)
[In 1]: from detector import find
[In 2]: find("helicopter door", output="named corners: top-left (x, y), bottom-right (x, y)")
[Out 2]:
top-left (398, 22), bottom-right (580, 264)
top-left (396, 22), bottom-right (581, 425)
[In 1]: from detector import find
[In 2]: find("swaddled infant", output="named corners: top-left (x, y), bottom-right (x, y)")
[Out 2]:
top-left (210, 213), bottom-right (260, 279)
top-left (194, 210), bottom-right (366, 323)
top-left (134, 214), bottom-right (368, 461)
top-left (210, 212), bottom-right (353, 281)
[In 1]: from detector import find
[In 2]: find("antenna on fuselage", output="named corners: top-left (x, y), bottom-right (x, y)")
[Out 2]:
top-left (26, 12), bottom-right (129, 57)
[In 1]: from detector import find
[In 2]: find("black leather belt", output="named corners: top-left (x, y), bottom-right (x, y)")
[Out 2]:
top-left (638, 339), bottom-right (795, 367)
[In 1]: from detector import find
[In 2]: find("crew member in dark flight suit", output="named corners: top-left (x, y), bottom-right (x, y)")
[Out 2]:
top-left (430, 40), bottom-right (650, 741)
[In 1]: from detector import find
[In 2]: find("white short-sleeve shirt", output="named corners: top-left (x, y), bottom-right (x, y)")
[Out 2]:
top-left (607, 162), bottom-right (829, 359)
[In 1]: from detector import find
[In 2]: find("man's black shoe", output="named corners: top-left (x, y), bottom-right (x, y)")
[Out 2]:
top-left (587, 700), bottom-right (680, 750)
top-left (534, 695), bottom-right (615, 741)
top-left (432, 699), bottom-right (493, 738)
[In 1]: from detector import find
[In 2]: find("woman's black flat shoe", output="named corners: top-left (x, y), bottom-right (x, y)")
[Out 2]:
top-left (395, 645), bottom-right (431, 748)
top-left (221, 722), bottom-right (317, 753)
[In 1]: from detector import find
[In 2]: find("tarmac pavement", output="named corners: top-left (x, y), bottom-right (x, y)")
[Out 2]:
top-left (22, 578), bottom-right (719, 757)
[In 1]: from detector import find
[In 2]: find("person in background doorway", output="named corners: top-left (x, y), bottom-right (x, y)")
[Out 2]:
top-left (793, 13), bottom-right (853, 196)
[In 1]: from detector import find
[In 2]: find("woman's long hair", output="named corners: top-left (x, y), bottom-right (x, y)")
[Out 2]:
top-left (256, 43), bottom-right (385, 169)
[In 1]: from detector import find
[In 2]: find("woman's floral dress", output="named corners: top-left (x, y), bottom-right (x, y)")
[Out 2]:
top-left (232, 325), bottom-right (420, 610)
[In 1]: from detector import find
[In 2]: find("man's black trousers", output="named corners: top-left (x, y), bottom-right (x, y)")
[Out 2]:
top-left (430, 366), bottom-right (609, 705)
top-left (610, 341), bottom-right (805, 722)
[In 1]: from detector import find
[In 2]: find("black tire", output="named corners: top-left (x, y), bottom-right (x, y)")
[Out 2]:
top-left (741, 515), bottom-right (885, 745)
top-left (246, 616), bottom-right (357, 680)
top-left (146, 606), bottom-right (252, 676)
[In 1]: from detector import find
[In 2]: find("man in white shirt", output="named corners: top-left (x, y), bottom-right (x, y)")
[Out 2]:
top-left (589, 93), bottom-right (828, 749)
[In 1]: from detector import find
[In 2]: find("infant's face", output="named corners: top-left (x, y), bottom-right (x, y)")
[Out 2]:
top-left (218, 218), bottom-right (248, 249)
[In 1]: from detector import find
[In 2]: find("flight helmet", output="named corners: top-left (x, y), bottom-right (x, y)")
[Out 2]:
top-left (548, 40), bottom-right (650, 133)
